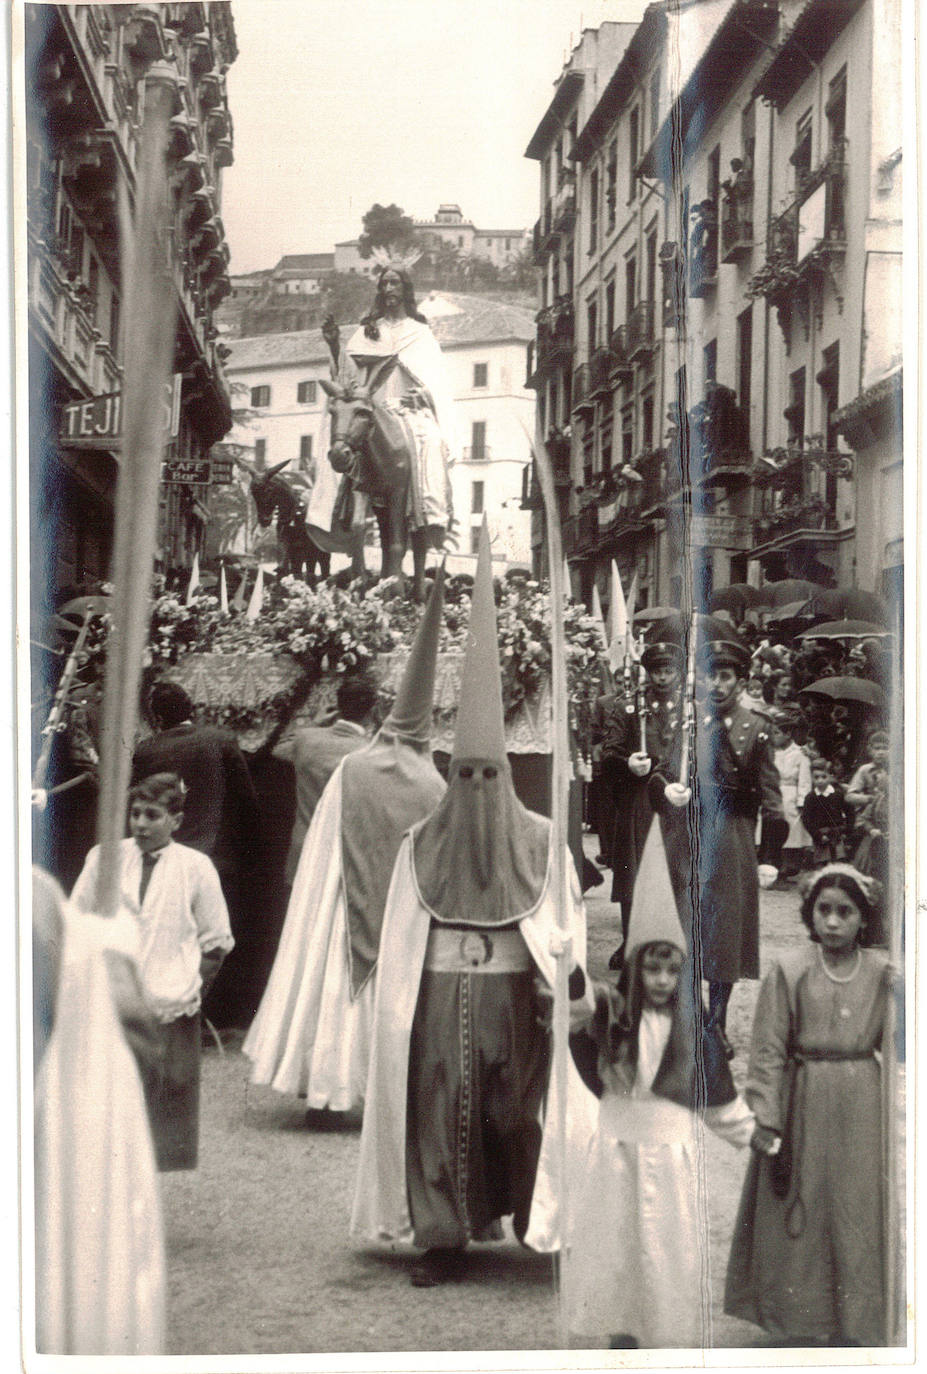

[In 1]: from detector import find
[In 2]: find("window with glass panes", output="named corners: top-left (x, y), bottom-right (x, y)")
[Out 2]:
top-left (251, 385), bottom-right (271, 407)
top-left (297, 380), bottom-right (317, 404)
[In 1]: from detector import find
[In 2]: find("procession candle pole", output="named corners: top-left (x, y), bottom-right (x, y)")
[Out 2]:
top-left (94, 80), bottom-right (177, 915)
top-left (882, 606), bottom-right (904, 1345)
top-left (530, 432), bottom-right (572, 1344)
top-left (671, 611), bottom-right (698, 795)
top-left (31, 610), bottom-right (94, 792)
top-left (637, 631), bottom-right (647, 755)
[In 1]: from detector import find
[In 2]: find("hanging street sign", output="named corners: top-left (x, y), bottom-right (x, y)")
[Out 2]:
top-left (162, 458), bottom-right (212, 484)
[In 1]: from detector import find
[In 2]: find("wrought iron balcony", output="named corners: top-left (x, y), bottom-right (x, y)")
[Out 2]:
top-left (626, 300), bottom-right (656, 359)
top-left (689, 208), bottom-right (719, 297)
top-left (608, 326), bottom-right (633, 381)
top-left (721, 183), bottom-right (754, 262)
top-left (463, 445), bottom-right (491, 461)
top-left (589, 346), bottom-right (614, 397)
top-left (552, 182), bottom-right (577, 232)
top-left (572, 363), bottom-right (593, 415)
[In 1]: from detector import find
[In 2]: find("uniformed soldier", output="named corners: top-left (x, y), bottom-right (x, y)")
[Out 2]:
top-left (601, 619), bottom-right (684, 966)
top-left (655, 620), bottom-right (784, 1056)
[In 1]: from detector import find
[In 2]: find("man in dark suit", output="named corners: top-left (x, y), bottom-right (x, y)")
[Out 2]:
top-left (132, 681), bottom-right (261, 1024)
top-left (273, 675), bottom-right (378, 884)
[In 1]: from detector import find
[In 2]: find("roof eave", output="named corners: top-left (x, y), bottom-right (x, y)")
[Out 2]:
top-left (638, 1), bottom-right (780, 179)
top-left (525, 69), bottom-right (585, 160)
top-left (572, 6), bottom-right (667, 164)
top-left (753, 0), bottom-right (866, 108)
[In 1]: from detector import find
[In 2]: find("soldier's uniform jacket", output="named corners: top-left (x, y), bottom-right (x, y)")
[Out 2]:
top-left (654, 701), bottom-right (783, 985)
top-left (693, 702), bottom-right (784, 823)
top-left (602, 687), bottom-right (682, 775)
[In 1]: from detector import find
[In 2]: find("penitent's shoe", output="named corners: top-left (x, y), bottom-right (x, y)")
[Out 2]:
top-left (410, 1247), bottom-right (468, 1287)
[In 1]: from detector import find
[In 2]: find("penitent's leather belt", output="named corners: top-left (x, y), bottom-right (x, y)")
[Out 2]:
top-left (424, 925), bottom-right (532, 974)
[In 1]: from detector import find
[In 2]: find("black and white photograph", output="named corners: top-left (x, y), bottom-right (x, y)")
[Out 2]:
top-left (16, 0), bottom-right (913, 1364)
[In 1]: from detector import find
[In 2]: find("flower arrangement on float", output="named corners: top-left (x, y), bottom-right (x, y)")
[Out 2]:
top-left (72, 572), bottom-right (607, 743)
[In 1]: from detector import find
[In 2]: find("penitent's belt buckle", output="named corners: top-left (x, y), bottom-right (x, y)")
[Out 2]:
top-left (460, 931), bottom-right (493, 967)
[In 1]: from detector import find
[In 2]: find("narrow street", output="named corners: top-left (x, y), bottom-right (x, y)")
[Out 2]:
top-left (158, 841), bottom-right (878, 1357)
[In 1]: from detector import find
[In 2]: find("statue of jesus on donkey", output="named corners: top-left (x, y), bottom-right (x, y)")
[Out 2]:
top-left (306, 250), bottom-right (456, 602)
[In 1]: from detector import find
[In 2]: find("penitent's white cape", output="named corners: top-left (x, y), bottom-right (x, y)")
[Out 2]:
top-left (35, 906), bottom-right (165, 1355)
top-left (243, 764), bottom-right (374, 1109)
top-left (350, 831), bottom-right (599, 1252)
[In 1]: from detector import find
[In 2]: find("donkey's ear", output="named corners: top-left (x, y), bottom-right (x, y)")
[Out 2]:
top-left (265, 460), bottom-right (291, 479)
top-left (318, 378), bottom-right (341, 399)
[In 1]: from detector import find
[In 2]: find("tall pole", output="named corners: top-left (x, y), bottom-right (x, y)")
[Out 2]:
top-left (531, 433), bottom-right (571, 1346)
top-left (94, 77), bottom-right (177, 915)
top-left (882, 603), bottom-right (904, 1344)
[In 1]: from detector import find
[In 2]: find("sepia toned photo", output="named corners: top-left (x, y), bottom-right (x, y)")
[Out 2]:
top-left (18, 0), bottom-right (911, 1364)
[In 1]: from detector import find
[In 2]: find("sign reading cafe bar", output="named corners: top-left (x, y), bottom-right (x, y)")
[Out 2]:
top-left (59, 376), bottom-right (233, 485)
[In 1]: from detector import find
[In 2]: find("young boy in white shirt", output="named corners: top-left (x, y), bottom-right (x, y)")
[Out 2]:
top-left (71, 773), bottom-right (234, 1169)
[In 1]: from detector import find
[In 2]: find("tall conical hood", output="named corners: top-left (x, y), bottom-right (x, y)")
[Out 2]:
top-left (607, 561), bottom-right (628, 672)
top-left (383, 562), bottom-right (445, 741)
top-left (624, 819), bottom-right (687, 961)
top-left (451, 519), bottom-right (507, 762)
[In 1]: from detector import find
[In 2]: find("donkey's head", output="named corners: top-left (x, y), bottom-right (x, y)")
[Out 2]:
top-left (239, 458), bottom-right (291, 528)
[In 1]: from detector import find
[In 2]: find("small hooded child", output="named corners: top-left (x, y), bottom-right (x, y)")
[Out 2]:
top-left (563, 821), bottom-right (768, 1349)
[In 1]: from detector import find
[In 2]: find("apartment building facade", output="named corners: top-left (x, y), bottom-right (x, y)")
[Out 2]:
top-left (524, 0), bottom-right (902, 614)
top-left (26, 2), bottom-right (237, 611)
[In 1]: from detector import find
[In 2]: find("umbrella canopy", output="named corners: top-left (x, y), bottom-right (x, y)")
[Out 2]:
top-left (764, 600), bottom-right (817, 625)
top-left (801, 676), bottom-right (885, 708)
top-left (633, 605), bottom-right (679, 624)
top-left (797, 620), bottom-right (893, 642)
top-left (807, 587), bottom-right (889, 623)
top-left (762, 578), bottom-right (828, 608)
top-left (709, 583), bottom-right (767, 616)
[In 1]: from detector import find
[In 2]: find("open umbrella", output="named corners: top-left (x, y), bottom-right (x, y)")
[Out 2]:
top-left (764, 600), bottom-right (818, 626)
top-left (801, 676), bottom-right (885, 708)
top-left (762, 578), bottom-right (828, 608)
top-left (797, 620), bottom-right (892, 642)
top-left (807, 587), bottom-right (889, 623)
top-left (633, 605), bottom-right (679, 624)
top-left (709, 583), bottom-right (767, 617)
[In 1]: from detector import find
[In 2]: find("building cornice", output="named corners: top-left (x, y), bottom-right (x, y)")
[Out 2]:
top-left (572, 4), bottom-right (667, 165)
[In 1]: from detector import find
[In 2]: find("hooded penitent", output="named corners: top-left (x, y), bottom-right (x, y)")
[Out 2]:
top-left (412, 520), bottom-right (549, 925)
top-left (339, 565), bottom-right (447, 994)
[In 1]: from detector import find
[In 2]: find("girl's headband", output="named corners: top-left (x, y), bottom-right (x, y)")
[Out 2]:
top-left (799, 863), bottom-right (882, 908)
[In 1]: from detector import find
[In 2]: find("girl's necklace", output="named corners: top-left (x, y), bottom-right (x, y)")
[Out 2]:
top-left (818, 945), bottom-right (861, 984)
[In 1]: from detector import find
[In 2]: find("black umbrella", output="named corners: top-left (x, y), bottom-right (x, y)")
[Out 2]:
top-left (807, 587), bottom-right (889, 624)
top-left (801, 677), bottom-right (885, 708)
top-left (797, 620), bottom-right (892, 642)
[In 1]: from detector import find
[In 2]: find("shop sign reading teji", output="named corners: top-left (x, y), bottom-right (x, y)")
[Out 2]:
top-left (162, 458), bottom-right (212, 484)
top-left (60, 375), bottom-right (182, 449)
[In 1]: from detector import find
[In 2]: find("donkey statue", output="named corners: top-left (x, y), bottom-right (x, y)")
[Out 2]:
top-left (237, 458), bottom-right (330, 584)
top-left (319, 357), bottom-right (448, 602)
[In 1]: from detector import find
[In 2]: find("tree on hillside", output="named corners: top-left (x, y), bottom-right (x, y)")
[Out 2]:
top-left (357, 203), bottom-right (419, 259)
top-left (499, 244), bottom-right (537, 293)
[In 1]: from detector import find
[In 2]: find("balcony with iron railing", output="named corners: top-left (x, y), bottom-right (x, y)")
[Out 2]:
top-left (572, 363), bottom-right (593, 416)
top-left (626, 300), bottom-right (656, 359)
top-left (589, 346), bottom-right (614, 398)
top-left (689, 205), bottom-right (719, 297)
top-left (552, 181), bottom-right (577, 233)
top-left (608, 326), bottom-right (633, 382)
top-left (721, 180), bottom-right (754, 263)
top-left (463, 445), bottom-right (492, 462)
top-left (749, 143), bottom-right (848, 310)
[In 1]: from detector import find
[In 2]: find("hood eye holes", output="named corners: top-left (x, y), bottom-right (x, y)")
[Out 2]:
top-left (482, 766), bottom-right (498, 779)
top-left (458, 765), bottom-right (474, 778)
